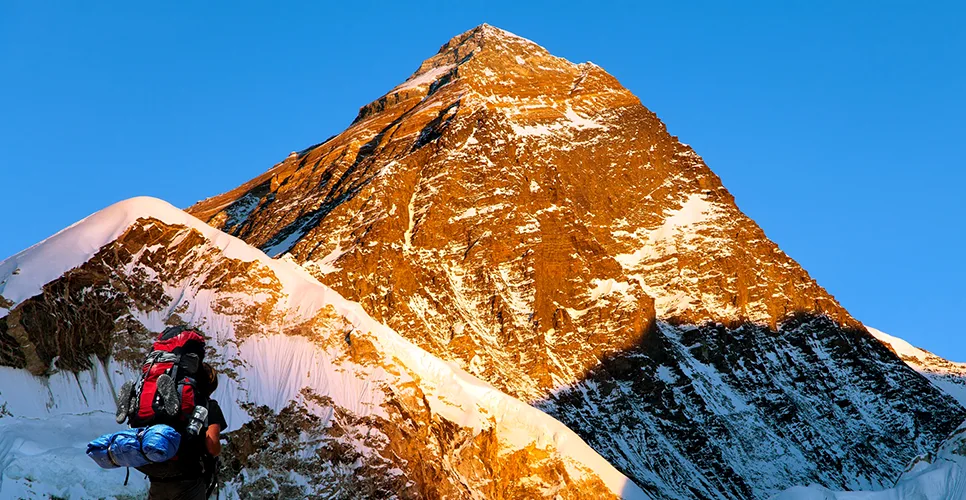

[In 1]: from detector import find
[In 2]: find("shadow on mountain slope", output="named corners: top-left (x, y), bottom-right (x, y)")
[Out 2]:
top-left (540, 313), bottom-right (966, 500)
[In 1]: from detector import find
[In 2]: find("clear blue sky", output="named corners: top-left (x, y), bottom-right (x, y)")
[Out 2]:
top-left (1, 2), bottom-right (963, 359)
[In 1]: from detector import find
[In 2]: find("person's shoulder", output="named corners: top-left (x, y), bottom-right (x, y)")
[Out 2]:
top-left (206, 398), bottom-right (223, 416)
top-left (206, 398), bottom-right (228, 428)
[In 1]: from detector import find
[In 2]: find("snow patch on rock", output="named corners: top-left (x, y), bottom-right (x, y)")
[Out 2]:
top-left (393, 63), bottom-right (456, 92)
top-left (615, 193), bottom-right (722, 269)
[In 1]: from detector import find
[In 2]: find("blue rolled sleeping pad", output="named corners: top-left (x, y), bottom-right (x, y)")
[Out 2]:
top-left (87, 424), bottom-right (181, 469)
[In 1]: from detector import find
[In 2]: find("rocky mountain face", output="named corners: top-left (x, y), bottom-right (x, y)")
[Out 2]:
top-left (775, 420), bottom-right (966, 499)
top-left (190, 25), bottom-right (856, 400)
top-left (188, 25), bottom-right (965, 498)
top-left (0, 198), bottom-right (643, 499)
top-left (770, 330), bottom-right (966, 499)
top-left (867, 326), bottom-right (966, 406)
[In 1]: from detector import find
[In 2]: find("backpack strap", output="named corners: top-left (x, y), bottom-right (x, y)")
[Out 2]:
top-left (146, 350), bottom-right (181, 364)
top-left (105, 433), bottom-right (122, 467)
top-left (134, 427), bottom-right (162, 464)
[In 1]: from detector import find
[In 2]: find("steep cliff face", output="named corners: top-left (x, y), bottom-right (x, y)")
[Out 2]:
top-left (188, 24), bottom-right (965, 498)
top-left (771, 330), bottom-right (966, 499)
top-left (538, 318), bottom-right (961, 499)
top-left (0, 198), bottom-right (644, 499)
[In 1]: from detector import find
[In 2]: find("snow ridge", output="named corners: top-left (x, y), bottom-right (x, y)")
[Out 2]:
top-left (0, 196), bottom-right (647, 499)
top-left (867, 325), bottom-right (966, 406)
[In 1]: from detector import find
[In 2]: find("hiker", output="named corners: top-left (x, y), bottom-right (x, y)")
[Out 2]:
top-left (147, 362), bottom-right (227, 500)
top-left (88, 325), bottom-right (229, 499)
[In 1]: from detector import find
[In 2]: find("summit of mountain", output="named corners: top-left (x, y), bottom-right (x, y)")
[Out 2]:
top-left (182, 25), bottom-right (965, 499)
top-left (188, 23), bottom-right (858, 397)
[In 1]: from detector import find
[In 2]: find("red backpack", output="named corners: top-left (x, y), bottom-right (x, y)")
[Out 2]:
top-left (116, 325), bottom-right (207, 429)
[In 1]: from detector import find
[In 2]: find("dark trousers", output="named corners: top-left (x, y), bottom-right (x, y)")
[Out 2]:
top-left (148, 477), bottom-right (206, 500)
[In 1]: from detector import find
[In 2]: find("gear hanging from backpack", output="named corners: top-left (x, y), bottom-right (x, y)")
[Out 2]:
top-left (115, 324), bottom-right (208, 430)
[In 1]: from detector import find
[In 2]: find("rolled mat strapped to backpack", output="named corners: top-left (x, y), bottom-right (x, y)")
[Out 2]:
top-left (87, 424), bottom-right (181, 469)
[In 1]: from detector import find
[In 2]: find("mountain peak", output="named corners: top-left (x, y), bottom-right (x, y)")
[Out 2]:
top-left (438, 24), bottom-right (545, 62)
top-left (461, 23), bottom-right (534, 45)
top-left (349, 24), bottom-right (640, 141)
top-left (6, 23), bottom-right (957, 500)
top-left (391, 24), bottom-right (556, 93)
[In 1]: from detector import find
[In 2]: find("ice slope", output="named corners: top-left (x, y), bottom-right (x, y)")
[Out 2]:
top-left (0, 196), bottom-right (648, 499)
top-left (771, 422), bottom-right (966, 500)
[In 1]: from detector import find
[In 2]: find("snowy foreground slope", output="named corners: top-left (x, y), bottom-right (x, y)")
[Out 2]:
top-left (0, 197), bottom-right (647, 499)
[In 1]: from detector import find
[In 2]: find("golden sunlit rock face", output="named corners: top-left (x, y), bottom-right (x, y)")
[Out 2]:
top-left (188, 25), bottom-right (965, 499)
top-left (190, 25), bottom-right (856, 401)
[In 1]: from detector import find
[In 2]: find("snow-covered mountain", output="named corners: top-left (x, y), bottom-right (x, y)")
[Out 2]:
top-left (186, 24), bottom-right (965, 499)
top-left (0, 197), bottom-right (645, 499)
top-left (770, 327), bottom-right (966, 498)
top-left (2, 24), bottom-right (963, 500)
